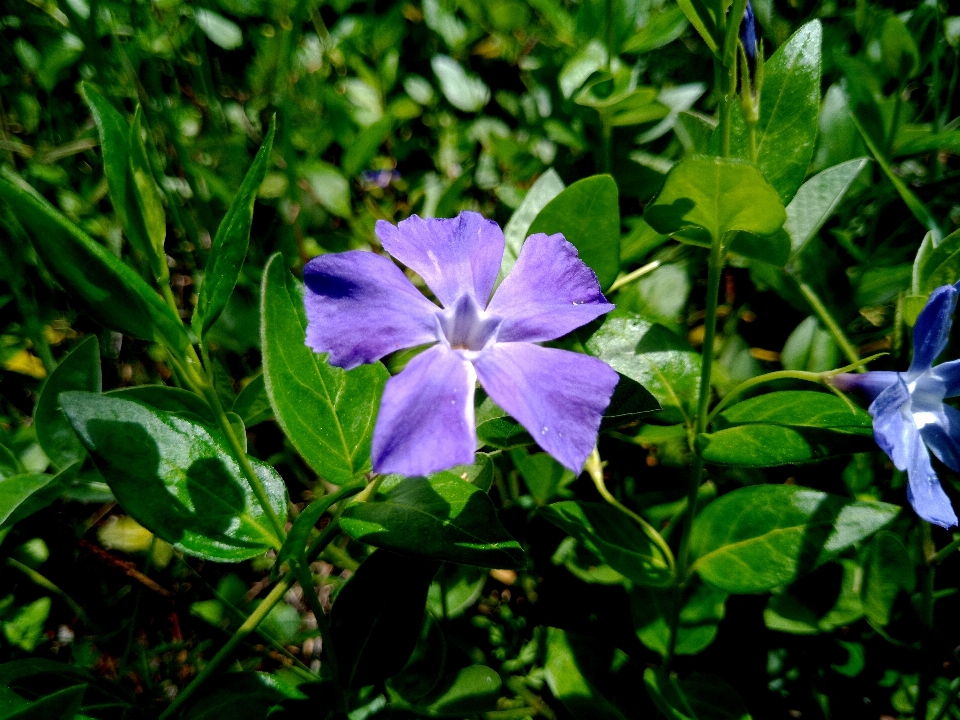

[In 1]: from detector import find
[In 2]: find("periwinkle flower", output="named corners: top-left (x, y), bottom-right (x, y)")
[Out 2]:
top-left (831, 282), bottom-right (960, 528)
top-left (303, 210), bottom-right (619, 477)
top-left (739, 1), bottom-right (757, 63)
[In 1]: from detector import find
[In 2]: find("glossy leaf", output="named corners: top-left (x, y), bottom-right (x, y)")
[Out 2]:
top-left (715, 391), bottom-right (872, 431)
top-left (340, 472), bottom-right (525, 569)
top-left (61, 391), bottom-right (286, 561)
top-left (528, 174), bottom-right (620, 290)
top-left (0, 474), bottom-right (55, 528)
top-left (584, 309), bottom-right (700, 423)
top-left (645, 156), bottom-right (786, 248)
top-left (195, 118), bottom-right (275, 336)
top-left (783, 158), bottom-right (869, 256)
top-left (330, 549), bottom-right (439, 689)
top-left (261, 253), bottom-right (388, 484)
top-left (752, 21), bottom-right (822, 203)
top-left (409, 665), bottom-right (502, 717)
top-left (644, 668), bottom-right (752, 720)
top-left (540, 501), bottom-right (672, 587)
top-left (0, 169), bottom-right (190, 353)
top-left (630, 581), bottom-right (727, 657)
top-left (106, 385), bottom-right (216, 423)
top-left (688, 484), bottom-right (899, 593)
top-left (34, 336), bottom-right (100, 469)
top-left (500, 168), bottom-right (565, 278)
top-left (697, 424), bottom-right (875, 466)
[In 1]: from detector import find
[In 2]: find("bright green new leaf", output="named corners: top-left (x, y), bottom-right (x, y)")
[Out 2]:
top-left (260, 253), bottom-right (387, 484)
top-left (34, 336), bottom-right (101, 469)
top-left (195, 117), bottom-right (275, 336)
top-left (61, 391), bottom-right (287, 562)
top-left (622, 6), bottom-right (689, 54)
top-left (3, 598), bottom-right (52, 654)
top-left (645, 156), bottom-right (786, 249)
top-left (906, 228), bottom-right (960, 324)
top-left (528, 174), bottom-right (620, 290)
top-left (340, 472), bottom-right (526, 569)
top-left (0, 169), bottom-right (190, 353)
top-left (540, 501), bottom-right (672, 587)
top-left (688, 484), bottom-right (899, 593)
top-left (500, 168), bottom-right (565, 279)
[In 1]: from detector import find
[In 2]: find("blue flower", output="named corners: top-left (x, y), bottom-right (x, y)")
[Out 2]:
top-left (302, 210), bottom-right (619, 477)
top-left (831, 282), bottom-right (960, 528)
top-left (739, 1), bottom-right (757, 63)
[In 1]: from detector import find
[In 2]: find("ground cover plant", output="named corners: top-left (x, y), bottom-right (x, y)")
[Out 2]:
top-left (1, 0), bottom-right (960, 717)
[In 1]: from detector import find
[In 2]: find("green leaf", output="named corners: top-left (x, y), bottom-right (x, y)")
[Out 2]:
top-left (751, 21), bottom-right (823, 203)
top-left (781, 317), bottom-right (840, 373)
top-left (644, 668), bottom-right (752, 720)
top-left (696, 424), bottom-right (875, 466)
top-left (330, 549), bottom-right (439, 689)
top-left (3, 598), bottom-right (51, 653)
top-left (630, 581), bottom-right (727, 657)
top-left (105, 385), bottom-right (216, 424)
top-left (303, 162), bottom-right (352, 219)
top-left (528, 174), bottom-right (620, 290)
top-left (783, 158), bottom-right (869, 257)
top-left (195, 118), bottom-right (275, 336)
top-left (540, 501), bottom-right (672, 587)
top-left (276, 484), bottom-right (364, 572)
top-left (0, 169), bottom-right (190, 353)
top-left (517, 452), bottom-right (575, 503)
top-left (622, 5), bottom-right (689, 54)
top-left (673, 0), bottom-right (719, 54)
top-left (340, 472), bottom-right (526, 569)
top-left (500, 169), bottom-right (565, 279)
top-left (864, 531), bottom-right (914, 627)
top-left (80, 84), bottom-right (155, 274)
top-left (60, 391), bottom-right (287, 562)
top-left (431, 55), bottom-right (490, 112)
top-left (128, 107), bottom-right (167, 279)
top-left (688, 484), bottom-right (899, 593)
top-left (427, 563), bottom-right (487, 620)
top-left (908, 228), bottom-right (960, 325)
top-left (583, 309), bottom-right (701, 423)
top-left (34, 336), bottom-right (100, 469)
top-left (715, 391), bottom-right (872, 431)
top-left (183, 672), bottom-right (305, 720)
top-left (475, 394), bottom-right (533, 449)
top-left (388, 615), bottom-right (447, 704)
top-left (408, 666), bottom-right (502, 717)
top-left (232, 374), bottom-right (273, 427)
top-left (0, 444), bottom-right (23, 480)
top-left (3, 683), bottom-right (84, 720)
top-left (879, 14), bottom-right (920, 78)
top-left (543, 628), bottom-right (629, 720)
top-left (342, 116), bottom-right (394, 177)
top-left (645, 156), bottom-right (786, 249)
top-left (0, 473), bottom-right (59, 529)
top-left (261, 253), bottom-right (387, 484)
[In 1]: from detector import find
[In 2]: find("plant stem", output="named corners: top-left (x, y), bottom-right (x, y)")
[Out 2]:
top-left (607, 260), bottom-right (661, 294)
top-left (292, 559), bottom-right (347, 713)
top-left (794, 279), bottom-right (864, 372)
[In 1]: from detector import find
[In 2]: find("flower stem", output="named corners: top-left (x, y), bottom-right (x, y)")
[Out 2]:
top-left (793, 278), bottom-right (865, 373)
top-left (607, 260), bottom-right (661, 294)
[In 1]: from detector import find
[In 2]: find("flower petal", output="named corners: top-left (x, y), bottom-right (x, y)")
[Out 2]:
top-left (472, 343), bottom-right (619, 472)
top-left (910, 283), bottom-right (959, 372)
top-left (371, 345), bottom-right (477, 476)
top-left (487, 233), bottom-right (615, 343)
top-left (869, 378), bottom-right (911, 469)
top-left (828, 371), bottom-right (899, 403)
top-left (376, 211), bottom-right (505, 308)
top-left (903, 422), bottom-right (958, 529)
top-left (919, 403), bottom-right (960, 472)
top-left (933, 359), bottom-right (960, 398)
top-left (303, 251), bottom-right (440, 370)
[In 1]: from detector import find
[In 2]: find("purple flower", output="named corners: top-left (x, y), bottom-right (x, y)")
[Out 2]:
top-left (739, 1), bottom-right (757, 63)
top-left (831, 282), bottom-right (960, 528)
top-left (303, 210), bottom-right (619, 477)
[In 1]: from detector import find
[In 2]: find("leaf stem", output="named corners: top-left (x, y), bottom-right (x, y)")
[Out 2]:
top-left (607, 260), bottom-right (661, 294)
top-left (585, 448), bottom-right (675, 575)
top-left (793, 278), bottom-right (865, 373)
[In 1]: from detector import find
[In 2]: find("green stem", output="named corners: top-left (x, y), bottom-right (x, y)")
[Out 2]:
top-left (931, 535), bottom-right (960, 565)
top-left (291, 560), bottom-right (347, 712)
top-left (607, 260), bottom-right (661, 294)
top-left (794, 279), bottom-right (864, 372)
top-left (585, 448), bottom-right (675, 575)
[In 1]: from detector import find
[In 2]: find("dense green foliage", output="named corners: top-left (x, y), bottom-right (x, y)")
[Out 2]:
top-left (1, 0), bottom-right (960, 717)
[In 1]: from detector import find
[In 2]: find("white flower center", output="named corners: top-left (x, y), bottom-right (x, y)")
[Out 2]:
top-left (901, 368), bottom-right (948, 430)
top-left (435, 294), bottom-right (502, 356)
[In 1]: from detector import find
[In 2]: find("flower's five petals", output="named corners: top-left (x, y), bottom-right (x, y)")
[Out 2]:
top-left (903, 423), bottom-right (959, 529)
top-left (910, 282), bottom-right (960, 373)
top-left (473, 343), bottom-right (619, 473)
top-left (372, 346), bottom-right (477, 476)
top-left (487, 233), bottom-right (615, 343)
top-left (303, 251), bottom-right (440, 370)
top-left (376, 212), bottom-right (505, 308)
